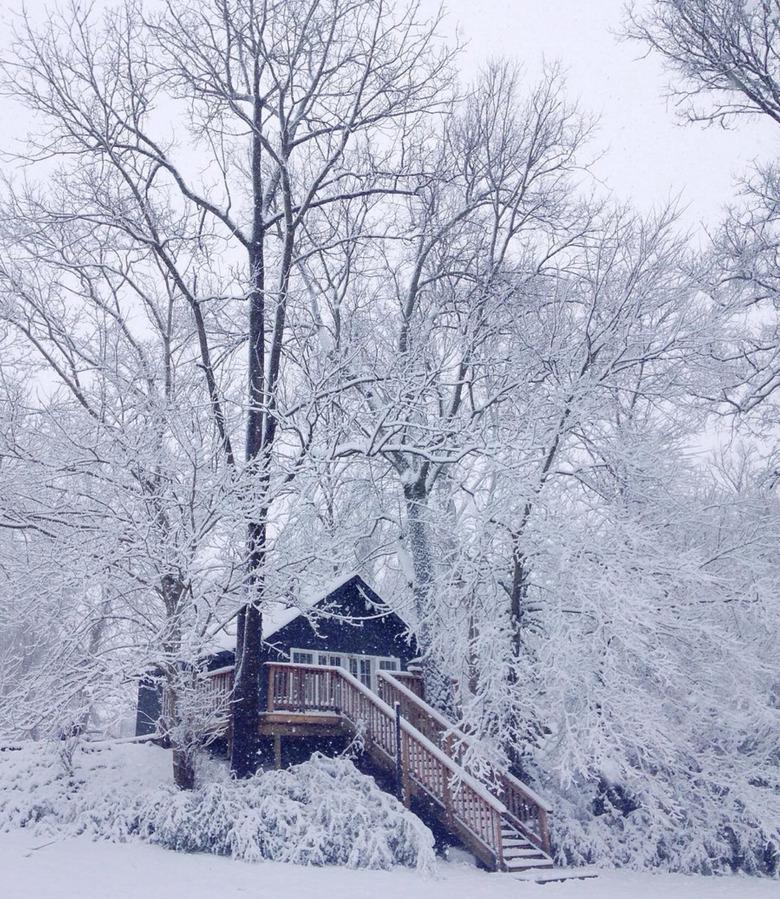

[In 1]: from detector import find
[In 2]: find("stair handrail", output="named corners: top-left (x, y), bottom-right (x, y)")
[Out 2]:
top-left (378, 672), bottom-right (552, 808)
top-left (378, 670), bottom-right (552, 853)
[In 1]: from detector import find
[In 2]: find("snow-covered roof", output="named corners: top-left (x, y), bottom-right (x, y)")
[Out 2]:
top-left (211, 572), bottom-right (393, 653)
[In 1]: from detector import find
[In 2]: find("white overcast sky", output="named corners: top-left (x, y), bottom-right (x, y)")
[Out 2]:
top-left (1, 0), bottom-right (776, 230)
top-left (425, 0), bottom-right (777, 228)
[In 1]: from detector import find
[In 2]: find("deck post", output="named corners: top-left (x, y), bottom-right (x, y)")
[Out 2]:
top-left (266, 665), bottom-right (274, 712)
top-left (274, 734), bottom-right (282, 770)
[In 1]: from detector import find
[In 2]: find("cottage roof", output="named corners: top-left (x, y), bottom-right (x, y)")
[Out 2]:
top-left (212, 572), bottom-right (411, 653)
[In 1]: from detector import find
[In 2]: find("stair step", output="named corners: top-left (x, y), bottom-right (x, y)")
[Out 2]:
top-left (503, 847), bottom-right (547, 858)
top-left (501, 828), bottom-right (531, 839)
top-left (512, 866), bottom-right (599, 883)
top-left (504, 857), bottom-right (555, 870)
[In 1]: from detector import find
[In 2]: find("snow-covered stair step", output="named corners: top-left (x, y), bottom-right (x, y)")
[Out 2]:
top-left (500, 829), bottom-right (535, 841)
top-left (503, 847), bottom-right (548, 858)
top-left (500, 827), bottom-right (531, 839)
top-left (511, 866), bottom-right (599, 883)
top-left (504, 857), bottom-right (555, 870)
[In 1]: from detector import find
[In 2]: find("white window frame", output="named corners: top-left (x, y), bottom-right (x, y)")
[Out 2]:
top-left (289, 648), bottom-right (400, 692)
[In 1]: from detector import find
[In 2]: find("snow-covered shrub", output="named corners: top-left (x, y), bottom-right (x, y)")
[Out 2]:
top-left (0, 743), bottom-right (73, 831)
top-left (133, 754), bottom-right (433, 869)
top-left (0, 742), bottom-right (435, 871)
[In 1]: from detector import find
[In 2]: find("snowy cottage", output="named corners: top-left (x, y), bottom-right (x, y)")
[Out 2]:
top-left (134, 574), bottom-right (560, 878)
top-left (136, 574), bottom-right (421, 739)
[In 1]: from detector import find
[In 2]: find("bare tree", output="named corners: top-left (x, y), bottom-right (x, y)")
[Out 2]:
top-left (626, 0), bottom-right (780, 428)
top-left (323, 61), bottom-right (591, 707)
top-left (3, 0), bottom-right (456, 776)
top-left (0, 205), bottom-right (246, 785)
top-left (627, 0), bottom-right (780, 127)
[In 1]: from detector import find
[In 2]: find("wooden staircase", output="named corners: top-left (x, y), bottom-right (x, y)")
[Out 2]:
top-left (375, 669), bottom-right (556, 874)
top-left (193, 661), bottom-right (566, 876)
top-left (500, 822), bottom-right (555, 873)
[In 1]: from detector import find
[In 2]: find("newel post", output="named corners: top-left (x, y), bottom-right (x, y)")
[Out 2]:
top-left (495, 810), bottom-right (505, 871)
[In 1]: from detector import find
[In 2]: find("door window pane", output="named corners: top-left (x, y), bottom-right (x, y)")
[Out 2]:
top-left (359, 658), bottom-right (372, 689)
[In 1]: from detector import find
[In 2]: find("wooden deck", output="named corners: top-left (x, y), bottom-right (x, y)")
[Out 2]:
top-left (259, 710), bottom-right (346, 737)
top-left (181, 661), bottom-right (557, 875)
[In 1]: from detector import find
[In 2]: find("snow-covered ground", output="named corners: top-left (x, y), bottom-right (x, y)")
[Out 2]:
top-left (1, 830), bottom-right (778, 899)
top-left (0, 741), bottom-right (776, 898)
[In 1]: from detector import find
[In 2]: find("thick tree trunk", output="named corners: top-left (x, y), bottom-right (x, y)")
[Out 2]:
top-left (505, 542), bottom-right (544, 777)
top-left (403, 481), bottom-right (457, 716)
top-left (230, 127), bottom-right (267, 774)
top-left (230, 523), bottom-right (265, 778)
top-left (509, 545), bottom-right (527, 663)
top-left (160, 574), bottom-right (197, 790)
top-left (161, 674), bottom-right (197, 790)
top-left (172, 746), bottom-right (196, 790)
top-left (404, 481), bottom-right (434, 632)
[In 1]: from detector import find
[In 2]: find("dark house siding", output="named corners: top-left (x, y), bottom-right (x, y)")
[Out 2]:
top-left (264, 575), bottom-right (418, 666)
top-left (134, 575), bottom-right (418, 737)
top-left (135, 674), bottom-right (162, 736)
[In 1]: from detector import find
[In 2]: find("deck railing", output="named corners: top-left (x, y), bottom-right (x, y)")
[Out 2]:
top-left (200, 666), bottom-right (234, 723)
top-left (160, 666), bottom-right (235, 736)
top-left (377, 671), bottom-right (552, 854)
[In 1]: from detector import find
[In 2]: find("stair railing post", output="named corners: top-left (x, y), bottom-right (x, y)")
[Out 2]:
top-left (401, 730), bottom-right (411, 807)
top-left (495, 810), bottom-right (505, 871)
top-left (394, 701), bottom-right (404, 802)
top-left (539, 807), bottom-right (551, 855)
top-left (442, 766), bottom-right (454, 829)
